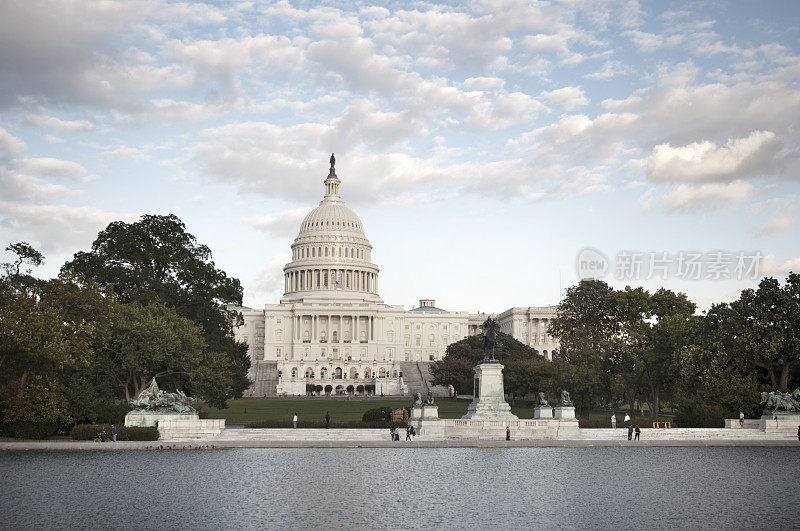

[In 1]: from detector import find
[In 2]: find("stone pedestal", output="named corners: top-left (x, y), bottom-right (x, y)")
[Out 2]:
top-left (461, 362), bottom-right (518, 420)
top-left (410, 406), bottom-right (424, 421)
top-left (554, 406), bottom-right (576, 420)
top-left (124, 411), bottom-right (199, 428)
top-left (421, 404), bottom-right (439, 419)
top-left (760, 413), bottom-right (800, 435)
top-left (534, 406), bottom-right (553, 419)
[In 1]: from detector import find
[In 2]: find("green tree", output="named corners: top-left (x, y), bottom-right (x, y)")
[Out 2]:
top-left (61, 214), bottom-right (251, 404)
top-left (94, 301), bottom-right (206, 403)
top-left (550, 280), bottom-right (619, 416)
top-left (708, 274), bottom-right (800, 391)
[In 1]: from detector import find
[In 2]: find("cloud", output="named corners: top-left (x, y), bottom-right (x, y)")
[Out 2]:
top-left (26, 114), bottom-right (97, 132)
top-left (20, 157), bottom-right (87, 179)
top-left (643, 131), bottom-right (781, 183)
top-left (0, 202), bottom-right (135, 253)
top-left (539, 86), bottom-right (588, 111)
top-left (249, 251), bottom-right (292, 297)
top-left (756, 215), bottom-right (794, 236)
top-left (659, 181), bottom-right (755, 211)
top-left (245, 208), bottom-right (311, 238)
top-left (759, 253), bottom-right (800, 276)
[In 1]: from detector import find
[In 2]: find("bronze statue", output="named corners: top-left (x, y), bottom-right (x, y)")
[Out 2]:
top-left (559, 390), bottom-right (572, 406)
top-left (760, 389), bottom-right (800, 414)
top-left (425, 388), bottom-right (435, 405)
top-left (537, 392), bottom-right (549, 406)
top-left (130, 379), bottom-right (196, 414)
top-left (482, 317), bottom-right (500, 361)
top-left (413, 392), bottom-right (423, 406)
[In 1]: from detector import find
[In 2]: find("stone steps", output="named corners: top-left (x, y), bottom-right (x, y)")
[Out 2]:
top-left (218, 428), bottom-right (394, 441)
top-left (582, 428), bottom-right (792, 440)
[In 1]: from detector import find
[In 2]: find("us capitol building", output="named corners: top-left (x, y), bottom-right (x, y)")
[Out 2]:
top-left (233, 155), bottom-right (559, 397)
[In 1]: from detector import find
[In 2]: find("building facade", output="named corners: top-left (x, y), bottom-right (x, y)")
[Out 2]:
top-left (233, 156), bottom-right (559, 397)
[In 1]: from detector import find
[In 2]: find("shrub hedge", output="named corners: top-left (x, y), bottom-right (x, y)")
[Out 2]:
top-left (673, 400), bottom-right (726, 428)
top-left (361, 407), bottom-right (391, 422)
top-left (1, 421), bottom-right (57, 440)
top-left (70, 423), bottom-right (159, 441)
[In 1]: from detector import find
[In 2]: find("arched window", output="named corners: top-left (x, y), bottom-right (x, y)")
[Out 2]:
top-left (364, 368), bottom-right (371, 379)
top-left (291, 367), bottom-right (298, 378)
top-left (350, 367), bottom-right (357, 379)
top-left (379, 367), bottom-right (387, 378)
top-left (305, 367), bottom-right (314, 379)
top-left (321, 367), bottom-right (328, 379)
top-left (334, 367), bottom-right (343, 379)
top-left (332, 331), bottom-right (338, 343)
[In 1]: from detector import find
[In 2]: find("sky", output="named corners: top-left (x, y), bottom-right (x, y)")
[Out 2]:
top-left (0, 0), bottom-right (799, 314)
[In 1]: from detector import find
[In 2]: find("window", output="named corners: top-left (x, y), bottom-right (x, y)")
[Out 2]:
top-left (415, 336), bottom-right (421, 346)
top-left (276, 347), bottom-right (282, 358)
top-left (428, 334), bottom-right (435, 346)
top-left (276, 330), bottom-right (282, 340)
top-left (387, 348), bottom-right (394, 360)
top-left (404, 335), bottom-right (410, 346)
top-left (387, 331), bottom-right (394, 342)
top-left (291, 367), bottom-right (298, 378)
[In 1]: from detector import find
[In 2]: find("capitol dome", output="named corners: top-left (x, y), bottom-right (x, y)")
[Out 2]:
top-left (281, 154), bottom-right (382, 303)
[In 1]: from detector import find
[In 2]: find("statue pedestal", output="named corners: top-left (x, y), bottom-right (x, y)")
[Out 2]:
top-left (410, 406), bottom-right (424, 420)
top-left (461, 362), bottom-right (518, 420)
top-left (124, 411), bottom-right (199, 428)
top-left (421, 404), bottom-right (439, 419)
top-left (553, 406), bottom-right (576, 420)
top-left (534, 406), bottom-right (553, 419)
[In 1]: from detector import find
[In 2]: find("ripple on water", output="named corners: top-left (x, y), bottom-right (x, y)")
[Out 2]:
top-left (1, 447), bottom-right (798, 530)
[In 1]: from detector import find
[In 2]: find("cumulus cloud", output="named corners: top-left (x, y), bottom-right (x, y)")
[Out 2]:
top-left (659, 181), bottom-right (755, 211)
top-left (759, 253), bottom-right (800, 276)
top-left (539, 86), bottom-right (588, 111)
top-left (246, 208), bottom-right (311, 238)
top-left (249, 251), bottom-right (292, 298)
top-left (643, 131), bottom-right (781, 183)
top-left (20, 157), bottom-right (87, 179)
top-left (0, 202), bottom-right (135, 252)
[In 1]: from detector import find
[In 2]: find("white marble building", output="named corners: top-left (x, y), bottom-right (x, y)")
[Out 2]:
top-left (233, 156), bottom-right (559, 397)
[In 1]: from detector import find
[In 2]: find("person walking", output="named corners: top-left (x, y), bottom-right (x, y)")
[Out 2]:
top-left (325, 411), bottom-right (330, 429)
top-left (394, 426), bottom-right (400, 441)
top-left (410, 426), bottom-right (415, 441)
top-left (739, 411), bottom-right (745, 427)
top-left (405, 427), bottom-right (412, 441)
top-left (506, 426), bottom-right (511, 441)
top-left (624, 413), bottom-right (631, 428)
top-left (627, 425), bottom-right (633, 441)
top-left (796, 425), bottom-right (799, 441)
top-left (100, 428), bottom-right (107, 442)
top-left (634, 425), bottom-right (641, 441)
top-left (111, 424), bottom-right (117, 442)
top-left (611, 414), bottom-right (617, 429)
top-left (293, 412), bottom-right (298, 429)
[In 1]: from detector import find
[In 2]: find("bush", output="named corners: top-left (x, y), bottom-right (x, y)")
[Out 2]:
top-left (361, 407), bottom-right (390, 422)
top-left (2, 421), bottom-right (57, 440)
top-left (673, 400), bottom-right (726, 428)
top-left (315, 385), bottom-right (323, 393)
top-left (70, 423), bottom-right (159, 441)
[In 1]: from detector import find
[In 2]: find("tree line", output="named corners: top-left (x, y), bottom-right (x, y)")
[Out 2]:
top-left (432, 277), bottom-right (800, 425)
top-left (0, 215), bottom-right (250, 435)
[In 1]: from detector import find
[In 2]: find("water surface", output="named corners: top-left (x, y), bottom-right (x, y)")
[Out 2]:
top-left (1, 447), bottom-right (797, 529)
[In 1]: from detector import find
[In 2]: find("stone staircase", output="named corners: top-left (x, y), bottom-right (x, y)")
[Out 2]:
top-left (219, 428), bottom-right (392, 441)
top-left (398, 362), bottom-right (449, 397)
top-left (249, 361), bottom-right (278, 397)
top-left (582, 428), bottom-right (793, 440)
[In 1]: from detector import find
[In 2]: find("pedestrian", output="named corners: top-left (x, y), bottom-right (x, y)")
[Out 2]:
top-left (410, 426), bottom-right (415, 440)
top-left (325, 411), bottom-right (330, 429)
top-left (627, 425), bottom-right (633, 441)
top-left (406, 427), bottom-right (412, 441)
top-left (506, 426), bottom-right (511, 441)
top-left (394, 426), bottom-right (400, 441)
top-left (634, 425), bottom-right (640, 441)
top-left (739, 411), bottom-right (745, 427)
top-left (100, 428), bottom-right (107, 442)
top-left (624, 413), bottom-right (631, 428)
top-left (611, 414), bottom-right (617, 429)
top-left (293, 412), bottom-right (298, 429)
top-left (111, 424), bottom-right (117, 442)
top-left (797, 425), bottom-right (799, 441)
top-left (389, 428), bottom-right (394, 440)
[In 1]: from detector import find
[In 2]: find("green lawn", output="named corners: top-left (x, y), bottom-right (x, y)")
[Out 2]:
top-left (198, 398), bottom-right (550, 424)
